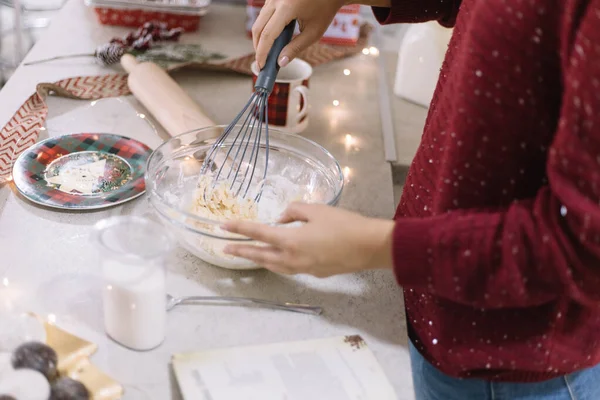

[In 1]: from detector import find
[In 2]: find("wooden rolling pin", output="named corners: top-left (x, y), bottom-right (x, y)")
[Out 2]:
top-left (121, 54), bottom-right (215, 136)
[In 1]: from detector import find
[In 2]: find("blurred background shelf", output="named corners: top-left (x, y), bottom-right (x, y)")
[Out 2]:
top-left (0, 0), bottom-right (67, 85)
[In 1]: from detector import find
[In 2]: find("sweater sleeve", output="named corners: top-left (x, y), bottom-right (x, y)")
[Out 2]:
top-left (392, 4), bottom-right (600, 309)
top-left (372, 0), bottom-right (461, 27)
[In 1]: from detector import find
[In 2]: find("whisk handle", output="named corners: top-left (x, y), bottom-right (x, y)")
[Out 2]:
top-left (255, 20), bottom-right (297, 94)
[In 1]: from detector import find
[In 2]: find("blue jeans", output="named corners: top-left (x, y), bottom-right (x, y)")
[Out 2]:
top-left (409, 342), bottom-right (600, 400)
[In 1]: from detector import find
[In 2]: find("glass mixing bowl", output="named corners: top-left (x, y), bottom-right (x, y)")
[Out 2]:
top-left (145, 126), bottom-right (344, 270)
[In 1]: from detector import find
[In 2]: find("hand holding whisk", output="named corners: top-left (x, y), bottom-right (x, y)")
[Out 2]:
top-left (200, 21), bottom-right (297, 202)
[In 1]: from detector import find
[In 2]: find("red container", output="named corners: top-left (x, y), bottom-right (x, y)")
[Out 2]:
top-left (92, 7), bottom-right (202, 31)
top-left (246, 1), bottom-right (361, 46)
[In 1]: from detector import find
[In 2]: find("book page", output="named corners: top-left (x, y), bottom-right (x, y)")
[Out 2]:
top-left (172, 336), bottom-right (396, 400)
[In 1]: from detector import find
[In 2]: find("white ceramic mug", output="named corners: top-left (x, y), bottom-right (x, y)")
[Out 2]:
top-left (251, 58), bottom-right (312, 134)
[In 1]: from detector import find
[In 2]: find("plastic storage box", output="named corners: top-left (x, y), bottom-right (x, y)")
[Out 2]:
top-left (85, 0), bottom-right (211, 32)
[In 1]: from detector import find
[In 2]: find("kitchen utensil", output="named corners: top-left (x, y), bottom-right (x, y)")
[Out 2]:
top-left (121, 54), bottom-right (215, 136)
top-left (146, 126), bottom-right (344, 270)
top-left (12, 133), bottom-right (151, 210)
top-left (250, 58), bottom-right (311, 134)
top-left (200, 20), bottom-right (296, 200)
top-left (166, 294), bottom-right (323, 315)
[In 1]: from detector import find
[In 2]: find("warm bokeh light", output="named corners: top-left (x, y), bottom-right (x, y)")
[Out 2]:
top-left (344, 134), bottom-right (360, 152)
top-left (343, 166), bottom-right (352, 181)
top-left (343, 69), bottom-right (351, 76)
top-left (333, 100), bottom-right (340, 107)
top-left (369, 46), bottom-right (379, 56)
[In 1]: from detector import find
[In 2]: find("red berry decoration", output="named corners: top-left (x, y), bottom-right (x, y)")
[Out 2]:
top-left (109, 38), bottom-right (125, 46)
top-left (151, 28), bottom-right (162, 41)
top-left (125, 32), bottom-right (137, 45)
top-left (162, 28), bottom-right (184, 41)
top-left (132, 34), bottom-right (153, 51)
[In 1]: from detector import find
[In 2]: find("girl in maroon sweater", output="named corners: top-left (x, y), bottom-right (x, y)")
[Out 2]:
top-left (224, 0), bottom-right (600, 398)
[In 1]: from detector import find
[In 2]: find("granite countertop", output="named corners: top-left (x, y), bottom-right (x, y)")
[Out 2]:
top-left (0, 1), bottom-right (414, 399)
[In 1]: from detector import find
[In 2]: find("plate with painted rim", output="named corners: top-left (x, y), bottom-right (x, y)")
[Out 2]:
top-left (12, 133), bottom-right (153, 210)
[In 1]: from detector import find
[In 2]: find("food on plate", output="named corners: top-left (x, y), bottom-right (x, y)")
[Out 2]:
top-left (50, 377), bottom-right (90, 400)
top-left (11, 341), bottom-right (58, 381)
top-left (0, 368), bottom-right (51, 400)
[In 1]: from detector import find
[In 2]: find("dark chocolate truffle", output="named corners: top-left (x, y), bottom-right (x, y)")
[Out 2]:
top-left (50, 377), bottom-right (90, 400)
top-left (11, 341), bottom-right (58, 381)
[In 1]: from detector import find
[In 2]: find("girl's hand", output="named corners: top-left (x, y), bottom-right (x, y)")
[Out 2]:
top-left (222, 203), bottom-right (395, 277)
top-left (252, 0), bottom-right (345, 68)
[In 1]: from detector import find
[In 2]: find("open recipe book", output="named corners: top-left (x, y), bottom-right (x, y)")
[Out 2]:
top-left (171, 335), bottom-right (397, 400)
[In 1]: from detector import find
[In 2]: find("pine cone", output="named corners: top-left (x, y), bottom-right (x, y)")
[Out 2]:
top-left (94, 43), bottom-right (126, 66)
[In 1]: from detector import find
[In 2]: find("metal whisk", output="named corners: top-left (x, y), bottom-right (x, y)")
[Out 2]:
top-left (200, 21), bottom-right (297, 201)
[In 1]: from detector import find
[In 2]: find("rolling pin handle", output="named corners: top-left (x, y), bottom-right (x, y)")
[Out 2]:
top-left (121, 54), bottom-right (139, 74)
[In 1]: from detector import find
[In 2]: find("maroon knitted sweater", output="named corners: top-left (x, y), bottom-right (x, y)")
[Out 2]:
top-left (375, 0), bottom-right (600, 382)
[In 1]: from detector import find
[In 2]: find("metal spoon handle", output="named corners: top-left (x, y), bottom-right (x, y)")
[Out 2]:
top-left (178, 295), bottom-right (323, 315)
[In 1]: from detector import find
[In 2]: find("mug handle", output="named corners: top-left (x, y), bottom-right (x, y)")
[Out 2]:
top-left (293, 85), bottom-right (309, 123)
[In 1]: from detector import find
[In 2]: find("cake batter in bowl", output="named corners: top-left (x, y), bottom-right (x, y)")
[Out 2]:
top-left (146, 126), bottom-right (344, 269)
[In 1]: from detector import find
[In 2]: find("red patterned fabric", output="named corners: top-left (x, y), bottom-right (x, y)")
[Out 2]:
top-left (299, 79), bottom-right (309, 124)
top-left (0, 95), bottom-right (45, 183)
top-left (249, 77), bottom-right (310, 126)
top-left (376, 0), bottom-right (600, 384)
top-left (251, 76), bottom-right (289, 126)
top-left (266, 82), bottom-right (290, 127)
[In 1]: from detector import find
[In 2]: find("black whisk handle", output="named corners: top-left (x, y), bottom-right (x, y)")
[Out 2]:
top-left (255, 20), bottom-right (297, 94)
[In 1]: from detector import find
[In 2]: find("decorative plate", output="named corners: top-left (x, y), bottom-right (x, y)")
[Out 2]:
top-left (12, 133), bottom-right (152, 210)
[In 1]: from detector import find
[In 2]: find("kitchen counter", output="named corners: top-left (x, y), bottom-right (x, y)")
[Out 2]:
top-left (0, 1), bottom-right (413, 399)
